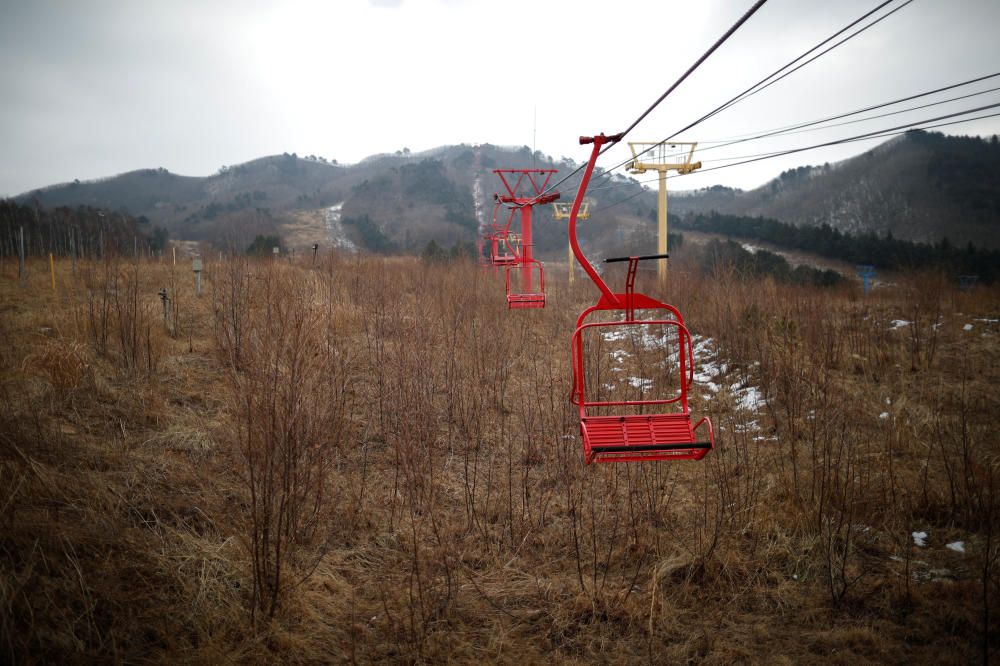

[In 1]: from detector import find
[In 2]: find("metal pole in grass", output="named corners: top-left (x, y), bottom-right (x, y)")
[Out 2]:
top-left (172, 245), bottom-right (176, 266)
top-left (18, 226), bottom-right (25, 286)
top-left (193, 256), bottom-right (203, 296)
top-left (49, 253), bottom-right (56, 291)
top-left (158, 288), bottom-right (170, 327)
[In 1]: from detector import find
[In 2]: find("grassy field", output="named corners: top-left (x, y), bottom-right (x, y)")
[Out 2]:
top-left (0, 251), bottom-right (997, 663)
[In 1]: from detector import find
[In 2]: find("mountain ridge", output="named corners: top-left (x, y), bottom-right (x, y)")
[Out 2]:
top-left (12, 130), bottom-right (1000, 253)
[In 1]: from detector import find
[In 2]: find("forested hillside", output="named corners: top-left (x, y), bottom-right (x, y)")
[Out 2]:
top-left (0, 200), bottom-right (166, 258)
top-left (675, 210), bottom-right (1000, 282)
top-left (672, 130), bottom-right (1000, 249)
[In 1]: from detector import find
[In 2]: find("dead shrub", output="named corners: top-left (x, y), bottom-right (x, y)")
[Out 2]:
top-left (220, 263), bottom-right (352, 621)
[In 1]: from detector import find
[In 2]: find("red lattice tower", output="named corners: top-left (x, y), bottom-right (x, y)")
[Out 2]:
top-left (492, 169), bottom-right (559, 301)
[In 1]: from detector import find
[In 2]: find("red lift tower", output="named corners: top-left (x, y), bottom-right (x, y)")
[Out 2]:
top-left (493, 169), bottom-right (560, 308)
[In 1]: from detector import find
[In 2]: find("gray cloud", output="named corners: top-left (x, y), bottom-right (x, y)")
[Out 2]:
top-left (1, 0), bottom-right (998, 197)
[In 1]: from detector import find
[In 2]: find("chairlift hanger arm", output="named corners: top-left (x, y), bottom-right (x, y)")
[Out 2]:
top-left (568, 133), bottom-right (623, 305)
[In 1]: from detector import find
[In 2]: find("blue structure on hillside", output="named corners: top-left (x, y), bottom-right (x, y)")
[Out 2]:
top-left (857, 265), bottom-right (876, 296)
top-left (958, 275), bottom-right (978, 291)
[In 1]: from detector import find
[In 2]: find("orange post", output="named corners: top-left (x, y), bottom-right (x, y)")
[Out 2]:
top-left (49, 253), bottom-right (56, 291)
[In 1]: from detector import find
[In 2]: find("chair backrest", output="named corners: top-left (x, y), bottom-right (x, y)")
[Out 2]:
top-left (505, 260), bottom-right (545, 297)
top-left (570, 301), bottom-right (693, 416)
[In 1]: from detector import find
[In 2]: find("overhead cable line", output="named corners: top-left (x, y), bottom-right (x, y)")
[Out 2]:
top-left (608, 0), bottom-right (770, 148)
top-left (682, 73), bottom-right (1000, 145)
top-left (705, 0), bottom-right (916, 120)
top-left (591, 0), bottom-right (914, 186)
top-left (500, 0), bottom-right (770, 210)
top-left (605, 103), bottom-right (1000, 191)
top-left (616, 77), bottom-right (1000, 165)
top-left (590, 106), bottom-right (1000, 212)
top-left (690, 103), bottom-right (1000, 174)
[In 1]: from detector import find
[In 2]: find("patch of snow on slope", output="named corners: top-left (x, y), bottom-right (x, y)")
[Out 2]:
top-left (602, 329), bottom-right (628, 342)
top-left (323, 202), bottom-right (357, 251)
top-left (627, 377), bottom-right (653, 391)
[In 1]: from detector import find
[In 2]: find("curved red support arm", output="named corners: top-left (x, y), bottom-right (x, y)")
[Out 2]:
top-left (693, 416), bottom-right (715, 448)
top-left (568, 134), bottom-right (623, 306)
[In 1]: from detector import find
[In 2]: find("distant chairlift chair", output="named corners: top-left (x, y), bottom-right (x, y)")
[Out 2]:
top-left (505, 259), bottom-right (545, 309)
top-left (488, 202), bottom-right (522, 267)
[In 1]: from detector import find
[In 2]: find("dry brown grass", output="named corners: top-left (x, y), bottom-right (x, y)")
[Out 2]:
top-left (0, 252), bottom-right (997, 663)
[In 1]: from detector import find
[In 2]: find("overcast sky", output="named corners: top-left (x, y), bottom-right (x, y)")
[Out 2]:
top-left (2, 0), bottom-right (999, 197)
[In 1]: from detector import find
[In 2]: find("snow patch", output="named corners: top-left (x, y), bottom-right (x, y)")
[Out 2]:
top-left (627, 377), bottom-right (653, 391)
top-left (879, 412), bottom-right (889, 420)
top-left (912, 531), bottom-right (928, 547)
top-left (730, 384), bottom-right (765, 412)
top-left (890, 320), bottom-right (912, 330)
top-left (323, 202), bottom-right (357, 251)
top-left (963, 323), bottom-right (974, 331)
top-left (946, 541), bottom-right (965, 553)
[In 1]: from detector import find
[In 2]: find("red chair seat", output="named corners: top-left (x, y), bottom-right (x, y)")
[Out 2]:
top-left (582, 413), bottom-right (711, 463)
top-left (507, 293), bottom-right (545, 309)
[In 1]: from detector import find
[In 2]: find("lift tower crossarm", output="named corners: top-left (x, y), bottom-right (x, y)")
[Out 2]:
top-left (497, 192), bottom-right (561, 206)
top-left (493, 168), bottom-right (559, 201)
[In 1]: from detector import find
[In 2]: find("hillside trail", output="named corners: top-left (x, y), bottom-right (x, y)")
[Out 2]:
top-left (280, 202), bottom-right (357, 252)
top-left (682, 228), bottom-right (857, 275)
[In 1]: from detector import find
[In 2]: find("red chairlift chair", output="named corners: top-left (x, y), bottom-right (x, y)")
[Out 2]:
top-left (488, 202), bottom-right (521, 267)
top-left (505, 259), bottom-right (545, 309)
top-left (567, 133), bottom-right (714, 464)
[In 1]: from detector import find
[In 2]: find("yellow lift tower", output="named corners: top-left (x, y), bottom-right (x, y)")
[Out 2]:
top-left (553, 200), bottom-right (590, 286)
top-left (625, 142), bottom-right (700, 289)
